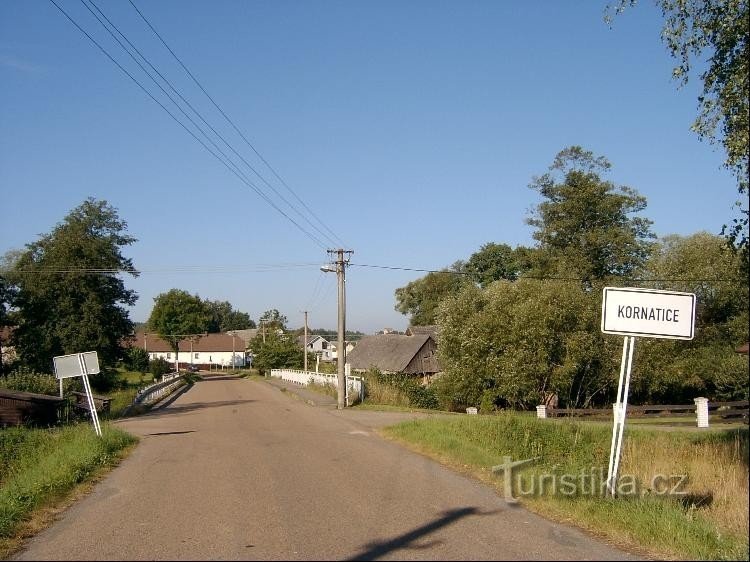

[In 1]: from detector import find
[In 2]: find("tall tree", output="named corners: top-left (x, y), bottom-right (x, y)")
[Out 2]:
top-left (248, 331), bottom-right (305, 375)
top-left (394, 262), bottom-right (469, 326)
top-left (526, 146), bottom-right (655, 284)
top-left (464, 243), bottom-right (535, 287)
top-left (204, 299), bottom-right (255, 332)
top-left (148, 289), bottom-right (209, 368)
top-left (8, 198), bottom-right (138, 371)
top-left (632, 232), bottom-right (749, 401)
top-left (258, 309), bottom-right (288, 332)
top-left (607, 0), bottom-right (749, 269)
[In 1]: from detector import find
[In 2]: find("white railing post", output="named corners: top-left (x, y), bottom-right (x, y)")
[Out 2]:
top-left (536, 405), bottom-right (547, 419)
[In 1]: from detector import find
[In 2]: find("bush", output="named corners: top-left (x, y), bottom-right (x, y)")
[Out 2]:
top-left (149, 358), bottom-right (172, 378)
top-left (363, 369), bottom-right (439, 409)
top-left (0, 370), bottom-right (66, 395)
top-left (124, 347), bottom-right (149, 373)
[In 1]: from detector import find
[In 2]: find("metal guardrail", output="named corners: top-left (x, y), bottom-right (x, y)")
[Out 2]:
top-left (133, 372), bottom-right (186, 406)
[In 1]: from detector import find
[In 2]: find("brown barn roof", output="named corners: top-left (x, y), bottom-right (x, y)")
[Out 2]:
top-left (347, 334), bottom-right (431, 373)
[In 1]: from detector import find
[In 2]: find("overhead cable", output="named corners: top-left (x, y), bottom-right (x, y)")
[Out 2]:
top-left (127, 0), bottom-right (347, 248)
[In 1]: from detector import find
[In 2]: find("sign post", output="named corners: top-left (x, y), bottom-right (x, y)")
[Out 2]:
top-left (53, 351), bottom-right (102, 437)
top-left (601, 288), bottom-right (696, 496)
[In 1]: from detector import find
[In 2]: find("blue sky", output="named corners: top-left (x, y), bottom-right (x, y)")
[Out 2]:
top-left (0, 0), bottom-right (738, 333)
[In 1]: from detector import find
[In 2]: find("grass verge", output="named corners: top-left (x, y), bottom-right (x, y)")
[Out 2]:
top-left (0, 423), bottom-right (137, 558)
top-left (382, 414), bottom-right (748, 560)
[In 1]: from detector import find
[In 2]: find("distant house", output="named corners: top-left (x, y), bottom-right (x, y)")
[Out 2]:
top-left (298, 335), bottom-right (333, 361)
top-left (347, 333), bottom-right (439, 383)
top-left (226, 329), bottom-right (259, 348)
top-left (330, 340), bottom-right (356, 361)
top-left (125, 330), bottom-right (246, 369)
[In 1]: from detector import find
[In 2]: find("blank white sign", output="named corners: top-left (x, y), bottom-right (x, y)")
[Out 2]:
top-left (53, 351), bottom-right (100, 379)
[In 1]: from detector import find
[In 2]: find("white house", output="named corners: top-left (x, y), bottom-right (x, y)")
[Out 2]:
top-left (298, 335), bottom-right (333, 361)
top-left (127, 331), bottom-right (246, 370)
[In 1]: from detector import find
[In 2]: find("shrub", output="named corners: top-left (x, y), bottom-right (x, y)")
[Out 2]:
top-left (363, 369), bottom-right (439, 409)
top-left (149, 358), bottom-right (172, 378)
top-left (124, 347), bottom-right (149, 373)
top-left (0, 370), bottom-right (61, 395)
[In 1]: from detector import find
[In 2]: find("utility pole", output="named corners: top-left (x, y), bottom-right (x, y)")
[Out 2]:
top-left (325, 248), bottom-right (353, 409)
top-left (303, 310), bottom-right (309, 372)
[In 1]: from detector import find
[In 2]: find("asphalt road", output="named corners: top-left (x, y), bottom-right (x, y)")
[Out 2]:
top-left (14, 376), bottom-right (638, 560)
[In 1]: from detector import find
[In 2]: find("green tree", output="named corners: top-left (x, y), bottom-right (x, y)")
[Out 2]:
top-left (632, 232), bottom-right (749, 401)
top-left (125, 346), bottom-right (150, 373)
top-left (204, 299), bottom-right (255, 332)
top-left (464, 243), bottom-right (536, 287)
top-left (147, 289), bottom-right (209, 367)
top-left (7, 199), bottom-right (138, 372)
top-left (258, 309), bottom-right (287, 332)
top-left (394, 262), bottom-right (469, 326)
top-left (249, 331), bottom-right (304, 375)
top-left (607, 0), bottom-right (749, 268)
top-left (527, 146), bottom-right (655, 284)
top-left (435, 279), bottom-right (620, 411)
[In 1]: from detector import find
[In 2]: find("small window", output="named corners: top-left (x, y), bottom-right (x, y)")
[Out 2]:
top-left (322, 342), bottom-right (328, 349)
top-left (166, 353), bottom-right (171, 359)
top-left (194, 353), bottom-right (199, 359)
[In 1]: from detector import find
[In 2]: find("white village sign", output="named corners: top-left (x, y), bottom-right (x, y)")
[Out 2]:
top-left (601, 287), bottom-right (696, 496)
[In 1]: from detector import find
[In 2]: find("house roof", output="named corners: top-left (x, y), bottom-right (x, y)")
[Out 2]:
top-left (347, 334), bottom-right (431, 373)
top-left (226, 329), bottom-right (258, 345)
top-left (297, 334), bottom-right (326, 347)
top-left (405, 325), bottom-right (439, 339)
top-left (125, 331), bottom-right (245, 353)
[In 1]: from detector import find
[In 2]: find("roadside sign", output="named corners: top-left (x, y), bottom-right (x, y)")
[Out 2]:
top-left (52, 351), bottom-right (102, 437)
top-left (601, 287), bottom-right (696, 340)
top-left (53, 351), bottom-right (100, 379)
top-left (600, 287), bottom-right (697, 497)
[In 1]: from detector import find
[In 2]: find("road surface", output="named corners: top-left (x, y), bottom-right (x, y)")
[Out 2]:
top-left (14, 376), bottom-right (638, 560)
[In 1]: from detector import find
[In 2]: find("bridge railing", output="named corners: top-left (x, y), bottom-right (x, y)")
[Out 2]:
top-left (133, 372), bottom-right (186, 406)
top-left (269, 368), bottom-right (364, 405)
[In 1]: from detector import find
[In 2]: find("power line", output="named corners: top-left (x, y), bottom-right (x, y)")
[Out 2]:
top-left (8, 263), bottom-right (320, 275)
top-left (348, 263), bottom-right (746, 284)
top-left (127, 0), bottom-right (347, 249)
top-left (86, 0), bottom-right (340, 249)
top-left (48, 0), bottom-right (327, 249)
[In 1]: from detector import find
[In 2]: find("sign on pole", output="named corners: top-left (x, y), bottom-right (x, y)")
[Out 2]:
top-left (601, 287), bottom-right (696, 340)
top-left (53, 351), bottom-right (102, 437)
top-left (601, 287), bottom-right (696, 496)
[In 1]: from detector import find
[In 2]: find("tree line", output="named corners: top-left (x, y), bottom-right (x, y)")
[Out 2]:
top-left (395, 147), bottom-right (748, 411)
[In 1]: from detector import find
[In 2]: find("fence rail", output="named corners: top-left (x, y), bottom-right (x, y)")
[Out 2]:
top-left (538, 399), bottom-right (748, 427)
top-left (269, 368), bottom-right (364, 405)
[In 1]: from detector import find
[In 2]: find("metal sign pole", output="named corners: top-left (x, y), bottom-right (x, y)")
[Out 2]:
top-left (606, 336), bottom-right (635, 496)
top-left (78, 354), bottom-right (102, 437)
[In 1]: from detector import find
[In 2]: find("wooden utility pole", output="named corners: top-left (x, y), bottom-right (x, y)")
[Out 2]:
top-left (327, 249), bottom-right (353, 409)
top-left (303, 310), bottom-right (309, 372)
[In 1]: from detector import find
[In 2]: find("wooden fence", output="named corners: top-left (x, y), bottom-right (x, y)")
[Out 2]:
top-left (542, 400), bottom-right (748, 425)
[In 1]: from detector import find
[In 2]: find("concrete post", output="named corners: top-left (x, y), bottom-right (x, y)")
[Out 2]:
top-left (536, 405), bottom-right (547, 419)
top-left (694, 397), bottom-right (709, 428)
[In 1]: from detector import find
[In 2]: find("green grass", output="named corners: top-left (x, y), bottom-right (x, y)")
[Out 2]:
top-left (0, 424), bottom-right (137, 547)
top-left (383, 414), bottom-right (749, 560)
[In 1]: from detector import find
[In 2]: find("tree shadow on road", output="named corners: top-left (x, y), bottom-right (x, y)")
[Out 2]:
top-left (141, 398), bottom-right (256, 419)
top-left (346, 506), bottom-right (498, 561)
